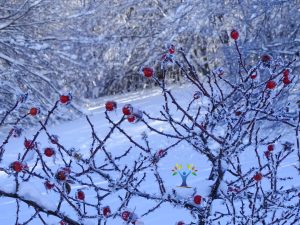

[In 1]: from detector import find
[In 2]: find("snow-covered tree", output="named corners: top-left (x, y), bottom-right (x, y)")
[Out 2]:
top-left (0, 29), bottom-right (299, 224)
top-left (2, 0), bottom-right (300, 127)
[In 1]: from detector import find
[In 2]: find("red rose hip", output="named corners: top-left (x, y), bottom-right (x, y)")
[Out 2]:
top-left (267, 144), bottom-right (274, 151)
top-left (44, 180), bottom-right (55, 190)
top-left (168, 44), bottom-right (175, 54)
top-left (24, 139), bottom-right (34, 149)
top-left (283, 77), bottom-right (291, 85)
top-left (103, 206), bottom-right (111, 217)
top-left (230, 29), bottom-right (239, 40)
top-left (142, 67), bottom-right (154, 78)
top-left (283, 69), bottom-right (289, 77)
top-left (11, 161), bottom-right (24, 172)
top-left (253, 172), bottom-right (263, 181)
top-left (60, 95), bottom-right (71, 104)
top-left (127, 115), bottom-right (136, 123)
top-left (250, 72), bottom-right (257, 79)
top-left (76, 190), bottom-right (85, 201)
top-left (44, 147), bottom-right (55, 157)
top-left (193, 195), bottom-right (202, 204)
top-left (121, 211), bottom-right (131, 221)
top-left (122, 104), bottom-right (133, 116)
top-left (264, 151), bottom-right (271, 158)
top-left (29, 107), bottom-right (39, 116)
top-left (261, 54), bottom-right (271, 63)
top-left (56, 170), bottom-right (67, 181)
top-left (105, 101), bottom-right (117, 111)
top-left (266, 80), bottom-right (276, 89)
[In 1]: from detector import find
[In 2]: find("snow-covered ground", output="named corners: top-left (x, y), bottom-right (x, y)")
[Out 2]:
top-left (0, 84), bottom-right (299, 224)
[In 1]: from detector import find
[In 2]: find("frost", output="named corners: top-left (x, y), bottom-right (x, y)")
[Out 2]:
top-left (0, 181), bottom-right (16, 194)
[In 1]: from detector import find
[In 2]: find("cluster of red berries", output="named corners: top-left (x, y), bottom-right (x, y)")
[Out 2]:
top-left (264, 144), bottom-right (274, 158)
top-left (282, 69), bottom-right (291, 85)
top-left (46, 176), bottom-right (86, 203)
top-left (105, 101), bottom-right (142, 123)
top-left (266, 69), bottom-right (291, 89)
top-left (124, 104), bottom-right (143, 123)
top-left (230, 31), bottom-right (289, 88)
top-left (122, 104), bottom-right (136, 123)
top-left (25, 138), bottom-right (56, 157)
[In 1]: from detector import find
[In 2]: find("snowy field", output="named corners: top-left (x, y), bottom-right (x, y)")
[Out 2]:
top-left (0, 84), bottom-right (299, 224)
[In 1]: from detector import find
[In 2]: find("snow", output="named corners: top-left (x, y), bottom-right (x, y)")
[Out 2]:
top-left (18, 181), bottom-right (57, 211)
top-left (0, 177), bottom-right (16, 193)
top-left (0, 84), bottom-right (299, 224)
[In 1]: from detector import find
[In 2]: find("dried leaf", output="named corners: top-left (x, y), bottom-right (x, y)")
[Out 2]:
top-left (65, 182), bottom-right (71, 194)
